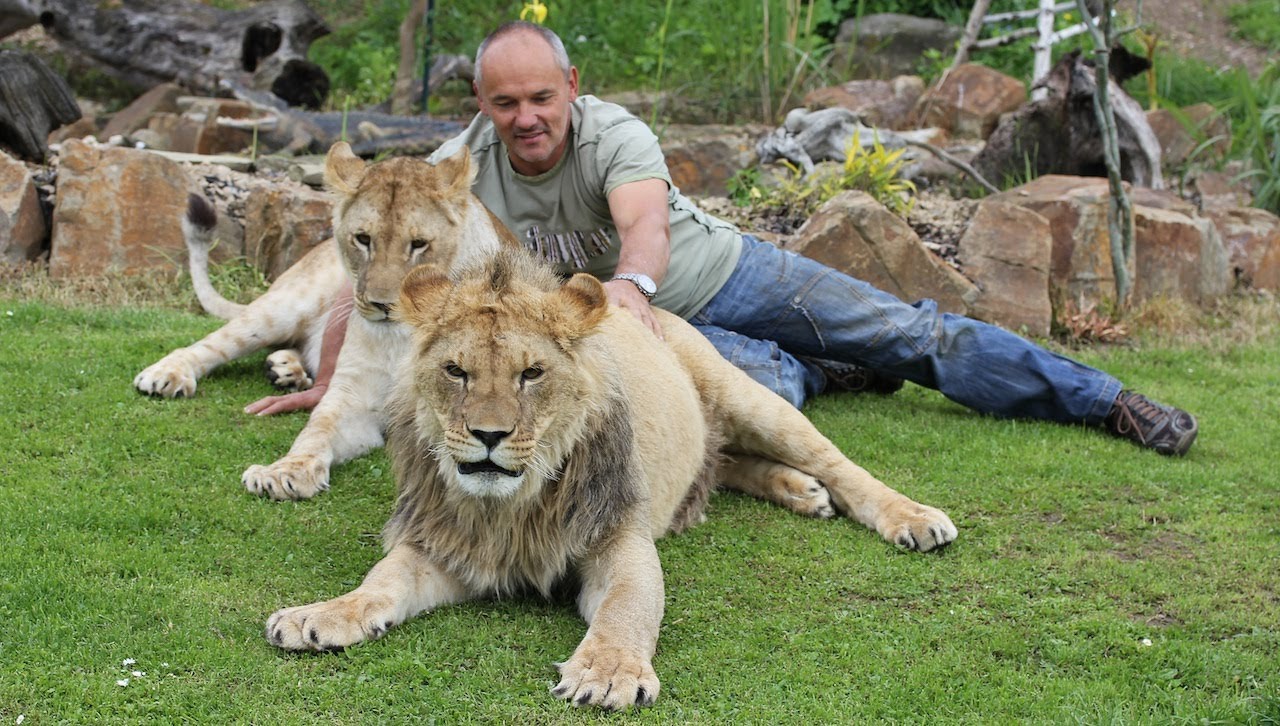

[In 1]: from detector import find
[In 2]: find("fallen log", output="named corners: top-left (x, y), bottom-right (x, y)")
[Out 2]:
top-left (0, 49), bottom-right (81, 162)
top-left (35, 0), bottom-right (331, 108)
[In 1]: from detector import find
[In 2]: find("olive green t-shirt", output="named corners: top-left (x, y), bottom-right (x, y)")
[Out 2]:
top-left (427, 95), bottom-right (742, 319)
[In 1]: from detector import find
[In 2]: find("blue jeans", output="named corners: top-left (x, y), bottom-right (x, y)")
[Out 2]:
top-left (688, 235), bottom-right (1122, 424)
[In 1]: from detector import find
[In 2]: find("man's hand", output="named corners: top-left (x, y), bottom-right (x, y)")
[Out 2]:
top-left (603, 279), bottom-right (664, 339)
top-left (244, 384), bottom-right (327, 416)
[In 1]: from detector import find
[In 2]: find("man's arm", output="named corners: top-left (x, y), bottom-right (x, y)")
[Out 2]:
top-left (244, 281), bottom-right (353, 416)
top-left (604, 178), bottom-right (671, 338)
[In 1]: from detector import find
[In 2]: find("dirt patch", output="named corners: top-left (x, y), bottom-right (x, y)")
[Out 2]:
top-left (1143, 0), bottom-right (1272, 75)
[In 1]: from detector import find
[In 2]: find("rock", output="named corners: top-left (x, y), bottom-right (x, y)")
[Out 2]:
top-left (660, 124), bottom-right (768, 197)
top-left (49, 140), bottom-right (189, 278)
top-left (243, 182), bottom-right (332, 280)
top-left (100, 83), bottom-right (185, 139)
top-left (911, 63), bottom-right (1025, 140)
top-left (992, 176), bottom-right (1231, 309)
top-left (1146, 103), bottom-right (1231, 169)
top-left (0, 149), bottom-right (48, 264)
top-left (47, 116), bottom-right (100, 146)
top-left (1130, 188), bottom-right (1231, 304)
top-left (958, 199), bottom-right (1053, 336)
top-left (1189, 168), bottom-right (1253, 211)
top-left (141, 111), bottom-right (254, 156)
top-left (1206, 206), bottom-right (1280, 290)
top-left (831, 14), bottom-right (961, 80)
top-left (788, 189), bottom-right (978, 314)
top-left (802, 76), bottom-right (925, 130)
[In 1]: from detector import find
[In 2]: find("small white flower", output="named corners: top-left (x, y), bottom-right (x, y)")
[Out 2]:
top-left (116, 678), bottom-right (130, 687)
top-left (132, 670), bottom-right (145, 678)
top-left (162, 662), bottom-right (170, 668)
top-left (5, 310), bottom-right (12, 316)
top-left (1140, 637), bottom-right (1153, 647)
top-left (122, 658), bottom-right (136, 666)
top-left (18, 715), bottom-right (26, 725)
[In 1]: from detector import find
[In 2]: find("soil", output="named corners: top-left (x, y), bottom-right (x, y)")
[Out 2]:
top-left (1140, 0), bottom-right (1272, 76)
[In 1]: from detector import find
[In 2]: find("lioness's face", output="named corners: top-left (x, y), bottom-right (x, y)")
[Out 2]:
top-left (324, 143), bottom-right (477, 322)
top-left (417, 327), bottom-right (584, 499)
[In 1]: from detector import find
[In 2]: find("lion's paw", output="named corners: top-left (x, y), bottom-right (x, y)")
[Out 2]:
top-left (778, 471), bottom-right (835, 519)
top-left (265, 349), bottom-right (313, 391)
top-left (134, 360), bottom-right (198, 399)
top-left (266, 594), bottom-right (396, 651)
top-left (552, 643), bottom-right (659, 710)
top-left (243, 456), bottom-right (330, 500)
top-left (876, 500), bottom-right (957, 552)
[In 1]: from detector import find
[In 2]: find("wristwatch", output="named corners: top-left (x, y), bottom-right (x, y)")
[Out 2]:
top-left (612, 272), bottom-right (657, 300)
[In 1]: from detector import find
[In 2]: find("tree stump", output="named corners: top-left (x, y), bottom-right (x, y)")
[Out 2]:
top-left (0, 50), bottom-right (81, 162)
top-left (36, 0), bottom-right (332, 108)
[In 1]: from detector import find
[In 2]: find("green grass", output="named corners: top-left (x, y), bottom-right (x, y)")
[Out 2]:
top-left (1, 297), bottom-right (1278, 722)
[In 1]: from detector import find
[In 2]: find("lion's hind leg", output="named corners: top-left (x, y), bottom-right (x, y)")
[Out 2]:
top-left (721, 455), bottom-right (834, 518)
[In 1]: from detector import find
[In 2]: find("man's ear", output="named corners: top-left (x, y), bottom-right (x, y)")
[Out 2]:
top-left (324, 142), bottom-right (367, 195)
top-left (473, 80), bottom-right (489, 115)
top-left (567, 65), bottom-right (579, 102)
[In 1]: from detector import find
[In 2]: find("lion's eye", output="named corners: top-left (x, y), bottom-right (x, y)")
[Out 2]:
top-left (354, 233), bottom-right (372, 248)
top-left (521, 366), bottom-right (544, 382)
top-left (444, 363), bottom-right (467, 380)
top-left (410, 238), bottom-right (429, 252)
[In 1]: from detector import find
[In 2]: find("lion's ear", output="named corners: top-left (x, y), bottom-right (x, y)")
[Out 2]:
top-left (436, 145), bottom-right (476, 197)
top-left (324, 141), bottom-right (367, 195)
top-left (554, 273), bottom-right (610, 343)
top-left (397, 264), bottom-right (452, 329)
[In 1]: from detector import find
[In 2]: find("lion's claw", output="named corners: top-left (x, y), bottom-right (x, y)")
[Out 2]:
top-left (878, 501), bottom-right (957, 552)
top-left (243, 456), bottom-right (330, 500)
top-left (552, 644), bottom-right (660, 710)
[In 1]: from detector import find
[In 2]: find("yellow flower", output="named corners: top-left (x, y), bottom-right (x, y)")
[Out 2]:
top-left (520, 0), bottom-right (548, 24)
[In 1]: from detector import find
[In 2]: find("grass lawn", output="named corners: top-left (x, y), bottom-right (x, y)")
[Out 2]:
top-left (1, 297), bottom-right (1277, 723)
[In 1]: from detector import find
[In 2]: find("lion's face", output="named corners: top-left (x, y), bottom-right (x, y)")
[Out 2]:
top-left (324, 142), bottom-right (479, 322)
top-left (396, 250), bottom-right (610, 499)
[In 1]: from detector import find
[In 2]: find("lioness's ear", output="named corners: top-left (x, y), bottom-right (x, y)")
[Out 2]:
top-left (435, 145), bottom-right (477, 196)
top-left (397, 264), bottom-right (452, 329)
top-left (554, 273), bottom-right (610, 343)
top-left (324, 141), bottom-right (367, 195)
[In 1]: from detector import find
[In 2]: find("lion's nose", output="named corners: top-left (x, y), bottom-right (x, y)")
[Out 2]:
top-left (471, 428), bottom-right (511, 450)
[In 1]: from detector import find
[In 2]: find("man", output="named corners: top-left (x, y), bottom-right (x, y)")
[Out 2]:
top-left (248, 21), bottom-right (1197, 456)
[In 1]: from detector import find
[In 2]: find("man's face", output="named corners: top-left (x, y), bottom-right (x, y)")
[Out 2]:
top-left (474, 32), bottom-right (578, 176)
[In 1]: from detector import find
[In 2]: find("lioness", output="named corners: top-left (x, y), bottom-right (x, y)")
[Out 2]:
top-left (266, 246), bottom-right (956, 710)
top-left (134, 142), bottom-right (516, 499)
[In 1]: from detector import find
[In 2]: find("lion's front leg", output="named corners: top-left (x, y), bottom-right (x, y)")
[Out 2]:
top-left (266, 543), bottom-right (469, 651)
top-left (554, 527), bottom-right (664, 710)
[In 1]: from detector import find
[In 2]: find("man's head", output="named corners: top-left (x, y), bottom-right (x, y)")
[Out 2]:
top-left (473, 22), bottom-right (578, 176)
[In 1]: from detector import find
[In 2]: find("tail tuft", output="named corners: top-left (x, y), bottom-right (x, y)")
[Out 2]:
top-left (186, 193), bottom-right (217, 232)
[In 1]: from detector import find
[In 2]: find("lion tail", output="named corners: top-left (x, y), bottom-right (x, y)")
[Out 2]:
top-left (182, 193), bottom-right (247, 321)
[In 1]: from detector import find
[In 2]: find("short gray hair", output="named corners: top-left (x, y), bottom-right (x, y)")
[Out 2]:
top-left (473, 21), bottom-right (571, 86)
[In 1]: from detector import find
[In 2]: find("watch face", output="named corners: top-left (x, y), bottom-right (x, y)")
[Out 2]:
top-left (617, 273), bottom-right (656, 298)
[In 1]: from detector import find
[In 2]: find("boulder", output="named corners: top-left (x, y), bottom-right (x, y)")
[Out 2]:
top-left (1206, 206), bottom-right (1280, 290)
top-left (788, 190), bottom-right (977, 314)
top-left (991, 176), bottom-right (1232, 308)
top-left (140, 110), bottom-right (253, 156)
top-left (957, 199), bottom-right (1053, 336)
top-left (1189, 169), bottom-right (1253, 212)
top-left (910, 63), bottom-right (1025, 140)
top-left (831, 14), bottom-right (960, 80)
top-left (989, 175), bottom-right (1116, 309)
top-left (0, 149), bottom-right (47, 263)
top-left (49, 140), bottom-right (188, 278)
top-left (1130, 188), bottom-right (1231, 304)
top-left (660, 124), bottom-right (768, 197)
top-left (802, 76), bottom-right (925, 130)
top-left (1145, 103), bottom-right (1231, 169)
top-left (243, 183), bottom-right (332, 280)
top-left (100, 82), bottom-right (185, 139)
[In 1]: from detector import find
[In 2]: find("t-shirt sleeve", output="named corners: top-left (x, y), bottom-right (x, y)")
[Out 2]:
top-left (593, 118), bottom-right (672, 196)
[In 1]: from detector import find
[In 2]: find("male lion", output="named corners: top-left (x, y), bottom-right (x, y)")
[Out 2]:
top-left (266, 247), bottom-right (956, 710)
top-left (134, 142), bottom-right (516, 499)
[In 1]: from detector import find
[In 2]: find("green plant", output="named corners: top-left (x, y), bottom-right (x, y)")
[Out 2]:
top-left (1226, 0), bottom-right (1280, 49)
top-left (1226, 62), bottom-right (1280, 214)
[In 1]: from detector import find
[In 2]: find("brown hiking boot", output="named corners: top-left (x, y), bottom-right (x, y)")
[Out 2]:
top-left (1105, 390), bottom-right (1198, 456)
top-left (806, 358), bottom-right (905, 395)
